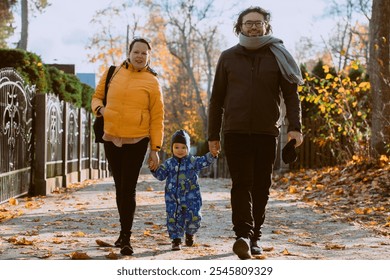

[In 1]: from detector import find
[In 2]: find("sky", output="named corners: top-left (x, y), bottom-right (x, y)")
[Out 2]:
top-left (8, 0), bottom-right (335, 74)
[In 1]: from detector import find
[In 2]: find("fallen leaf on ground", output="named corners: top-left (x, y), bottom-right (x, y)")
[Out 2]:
top-left (70, 251), bottom-right (91, 260)
top-left (262, 247), bottom-right (274, 252)
top-left (282, 248), bottom-right (292, 255)
top-left (106, 252), bottom-right (118, 260)
top-left (52, 238), bottom-right (63, 244)
top-left (325, 243), bottom-right (346, 250)
top-left (96, 239), bottom-right (112, 247)
top-left (71, 231), bottom-right (86, 237)
top-left (11, 237), bottom-right (34, 245)
top-left (253, 255), bottom-right (267, 259)
top-left (9, 198), bottom-right (18, 206)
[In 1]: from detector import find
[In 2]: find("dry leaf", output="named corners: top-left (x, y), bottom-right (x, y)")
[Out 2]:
top-left (325, 243), bottom-right (346, 250)
top-left (72, 231), bottom-right (86, 237)
top-left (52, 238), bottom-right (63, 244)
top-left (288, 186), bottom-right (298, 194)
top-left (253, 255), bottom-right (267, 259)
top-left (12, 237), bottom-right (34, 245)
top-left (38, 252), bottom-right (53, 259)
top-left (106, 252), bottom-right (118, 260)
top-left (70, 251), bottom-right (91, 260)
top-left (262, 247), bottom-right (274, 252)
top-left (282, 248), bottom-right (291, 255)
top-left (296, 242), bottom-right (314, 247)
top-left (96, 239), bottom-right (112, 247)
top-left (9, 198), bottom-right (18, 206)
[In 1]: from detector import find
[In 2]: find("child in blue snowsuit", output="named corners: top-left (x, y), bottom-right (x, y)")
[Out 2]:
top-left (151, 130), bottom-right (216, 250)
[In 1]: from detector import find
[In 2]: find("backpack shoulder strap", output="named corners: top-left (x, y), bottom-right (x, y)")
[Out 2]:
top-left (103, 65), bottom-right (116, 105)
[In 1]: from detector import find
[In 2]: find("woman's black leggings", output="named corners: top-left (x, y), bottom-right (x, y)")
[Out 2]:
top-left (104, 138), bottom-right (149, 234)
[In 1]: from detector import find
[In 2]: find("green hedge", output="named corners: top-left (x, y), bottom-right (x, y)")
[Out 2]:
top-left (0, 48), bottom-right (93, 111)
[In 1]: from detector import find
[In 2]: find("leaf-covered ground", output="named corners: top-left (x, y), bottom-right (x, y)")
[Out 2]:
top-left (0, 159), bottom-right (389, 260)
top-left (272, 156), bottom-right (390, 237)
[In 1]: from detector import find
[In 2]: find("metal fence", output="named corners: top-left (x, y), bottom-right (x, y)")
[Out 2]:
top-left (0, 68), bottom-right (34, 203)
top-left (0, 68), bottom-right (109, 204)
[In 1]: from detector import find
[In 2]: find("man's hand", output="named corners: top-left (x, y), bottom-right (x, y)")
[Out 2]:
top-left (208, 140), bottom-right (221, 157)
top-left (287, 131), bottom-right (303, 147)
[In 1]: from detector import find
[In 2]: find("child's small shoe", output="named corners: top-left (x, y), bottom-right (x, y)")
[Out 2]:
top-left (171, 238), bottom-right (182, 251)
top-left (185, 233), bottom-right (194, 246)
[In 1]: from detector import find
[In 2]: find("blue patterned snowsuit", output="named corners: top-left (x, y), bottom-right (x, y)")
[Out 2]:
top-left (151, 153), bottom-right (215, 239)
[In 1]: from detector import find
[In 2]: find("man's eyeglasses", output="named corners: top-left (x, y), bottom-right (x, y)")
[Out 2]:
top-left (243, 21), bottom-right (266, 28)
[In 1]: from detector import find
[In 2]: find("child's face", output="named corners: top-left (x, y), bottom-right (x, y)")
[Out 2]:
top-left (172, 143), bottom-right (188, 158)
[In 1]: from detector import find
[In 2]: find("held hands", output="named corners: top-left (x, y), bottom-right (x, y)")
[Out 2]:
top-left (287, 131), bottom-right (303, 147)
top-left (148, 150), bottom-right (160, 171)
top-left (208, 140), bottom-right (221, 157)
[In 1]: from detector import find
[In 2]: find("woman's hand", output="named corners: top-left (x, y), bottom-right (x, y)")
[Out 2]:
top-left (99, 107), bottom-right (105, 116)
top-left (148, 150), bottom-right (160, 171)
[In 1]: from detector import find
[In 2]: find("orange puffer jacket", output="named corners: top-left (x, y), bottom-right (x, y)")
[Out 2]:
top-left (91, 63), bottom-right (164, 151)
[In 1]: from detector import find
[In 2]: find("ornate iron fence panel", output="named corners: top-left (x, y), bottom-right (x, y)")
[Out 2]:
top-left (80, 108), bottom-right (90, 170)
top-left (0, 68), bottom-right (34, 203)
top-left (66, 103), bottom-right (79, 174)
top-left (46, 94), bottom-right (64, 179)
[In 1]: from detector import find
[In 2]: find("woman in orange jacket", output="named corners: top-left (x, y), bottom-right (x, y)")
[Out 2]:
top-left (91, 37), bottom-right (164, 256)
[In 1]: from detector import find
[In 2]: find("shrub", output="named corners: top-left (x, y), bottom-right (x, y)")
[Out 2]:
top-left (0, 48), bottom-right (94, 110)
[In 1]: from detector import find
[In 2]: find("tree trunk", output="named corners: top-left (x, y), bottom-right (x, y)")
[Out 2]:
top-left (369, 0), bottom-right (390, 157)
top-left (17, 0), bottom-right (28, 50)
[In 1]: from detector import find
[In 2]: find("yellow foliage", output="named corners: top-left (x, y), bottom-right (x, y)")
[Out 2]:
top-left (322, 65), bottom-right (329, 73)
top-left (351, 60), bottom-right (359, 70)
top-left (379, 155), bottom-right (389, 163)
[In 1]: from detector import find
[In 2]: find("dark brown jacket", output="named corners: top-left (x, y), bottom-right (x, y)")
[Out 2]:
top-left (208, 44), bottom-right (302, 141)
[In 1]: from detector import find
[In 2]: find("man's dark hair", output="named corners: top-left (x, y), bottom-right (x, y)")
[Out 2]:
top-left (233, 6), bottom-right (272, 36)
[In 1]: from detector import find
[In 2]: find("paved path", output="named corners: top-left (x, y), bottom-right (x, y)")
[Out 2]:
top-left (0, 175), bottom-right (389, 260)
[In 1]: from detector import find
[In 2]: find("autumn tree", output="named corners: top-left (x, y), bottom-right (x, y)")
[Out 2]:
top-left (0, 0), bottom-right (17, 48)
top-left (13, 0), bottom-right (50, 50)
top-left (369, 0), bottom-right (390, 156)
top-left (144, 0), bottom-right (223, 142)
top-left (324, 0), bottom-right (371, 73)
top-left (86, 2), bottom-right (146, 75)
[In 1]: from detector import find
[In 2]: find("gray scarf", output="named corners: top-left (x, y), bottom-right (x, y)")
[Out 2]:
top-left (239, 33), bottom-right (304, 85)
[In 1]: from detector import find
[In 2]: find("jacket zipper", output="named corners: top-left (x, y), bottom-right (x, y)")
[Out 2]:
top-left (174, 158), bottom-right (182, 219)
top-left (250, 56), bottom-right (256, 134)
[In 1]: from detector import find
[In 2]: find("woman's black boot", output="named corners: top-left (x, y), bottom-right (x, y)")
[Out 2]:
top-left (114, 231), bottom-right (124, 247)
top-left (120, 233), bottom-right (133, 255)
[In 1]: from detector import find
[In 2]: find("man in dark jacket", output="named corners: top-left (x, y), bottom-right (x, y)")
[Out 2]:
top-left (208, 6), bottom-right (304, 260)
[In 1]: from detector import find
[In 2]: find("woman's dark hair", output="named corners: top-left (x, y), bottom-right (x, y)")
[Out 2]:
top-left (128, 37), bottom-right (151, 54)
top-left (233, 6), bottom-right (272, 36)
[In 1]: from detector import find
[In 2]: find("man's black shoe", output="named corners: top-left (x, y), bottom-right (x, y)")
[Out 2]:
top-left (250, 240), bottom-right (263, 255)
top-left (233, 237), bottom-right (252, 260)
